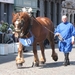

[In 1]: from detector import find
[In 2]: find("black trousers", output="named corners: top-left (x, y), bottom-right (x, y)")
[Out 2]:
top-left (63, 53), bottom-right (70, 66)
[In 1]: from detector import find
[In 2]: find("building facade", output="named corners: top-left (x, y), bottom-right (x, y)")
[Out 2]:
top-left (40, 0), bottom-right (65, 27)
top-left (61, 0), bottom-right (75, 24)
top-left (14, 0), bottom-right (64, 27)
top-left (0, 0), bottom-right (14, 24)
top-left (14, 0), bottom-right (38, 17)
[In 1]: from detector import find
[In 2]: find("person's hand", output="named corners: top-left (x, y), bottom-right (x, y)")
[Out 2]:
top-left (55, 33), bottom-right (59, 36)
top-left (55, 33), bottom-right (63, 41)
top-left (71, 41), bottom-right (74, 44)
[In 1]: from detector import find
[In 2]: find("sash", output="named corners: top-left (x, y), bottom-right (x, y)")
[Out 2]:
top-left (19, 36), bottom-right (34, 47)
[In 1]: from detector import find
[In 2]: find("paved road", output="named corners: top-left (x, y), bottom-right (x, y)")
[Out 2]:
top-left (0, 44), bottom-right (75, 75)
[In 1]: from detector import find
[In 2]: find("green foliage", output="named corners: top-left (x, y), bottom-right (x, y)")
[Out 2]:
top-left (0, 23), bottom-right (15, 33)
top-left (0, 22), bottom-right (9, 33)
top-left (9, 24), bottom-right (15, 31)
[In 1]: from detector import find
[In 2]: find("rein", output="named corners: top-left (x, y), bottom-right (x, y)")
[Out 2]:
top-left (44, 26), bottom-right (54, 34)
top-left (15, 14), bottom-right (54, 38)
top-left (31, 16), bottom-right (55, 35)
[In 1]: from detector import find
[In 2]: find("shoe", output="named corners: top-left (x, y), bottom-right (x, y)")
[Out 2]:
top-left (63, 53), bottom-right (70, 66)
top-left (63, 60), bottom-right (67, 66)
top-left (67, 59), bottom-right (70, 65)
top-left (63, 59), bottom-right (70, 66)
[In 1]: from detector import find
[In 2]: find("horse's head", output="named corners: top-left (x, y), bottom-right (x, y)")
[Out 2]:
top-left (12, 12), bottom-right (31, 38)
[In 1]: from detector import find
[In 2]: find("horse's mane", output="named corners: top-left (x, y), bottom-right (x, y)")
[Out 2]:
top-left (12, 12), bottom-right (30, 23)
top-left (19, 12), bottom-right (30, 20)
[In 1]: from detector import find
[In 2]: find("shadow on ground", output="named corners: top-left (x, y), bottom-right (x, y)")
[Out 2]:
top-left (39, 60), bottom-right (75, 69)
top-left (0, 53), bottom-right (33, 64)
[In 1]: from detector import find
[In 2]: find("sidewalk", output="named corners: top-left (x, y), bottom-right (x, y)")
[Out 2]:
top-left (0, 44), bottom-right (75, 75)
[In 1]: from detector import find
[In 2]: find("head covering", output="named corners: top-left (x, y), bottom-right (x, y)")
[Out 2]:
top-left (62, 15), bottom-right (67, 19)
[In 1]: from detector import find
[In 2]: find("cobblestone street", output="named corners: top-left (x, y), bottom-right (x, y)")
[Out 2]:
top-left (0, 44), bottom-right (75, 75)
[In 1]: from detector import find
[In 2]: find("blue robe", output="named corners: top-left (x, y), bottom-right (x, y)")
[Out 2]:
top-left (55, 22), bottom-right (75, 53)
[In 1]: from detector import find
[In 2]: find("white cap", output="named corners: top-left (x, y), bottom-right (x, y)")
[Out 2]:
top-left (62, 15), bottom-right (67, 19)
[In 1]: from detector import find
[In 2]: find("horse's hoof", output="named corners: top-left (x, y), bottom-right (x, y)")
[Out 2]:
top-left (16, 63), bottom-right (23, 69)
top-left (32, 62), bottom-right (39, 67)
top-left (53, 56), bottom-right (58, 61)
top-left (40, 61), bottom-right (45, 64)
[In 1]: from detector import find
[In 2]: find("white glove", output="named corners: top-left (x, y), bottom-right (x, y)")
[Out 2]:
top-left (54, 33), bottom-right (63, 41)
top-left (72, 36), bottom-right (74, 44)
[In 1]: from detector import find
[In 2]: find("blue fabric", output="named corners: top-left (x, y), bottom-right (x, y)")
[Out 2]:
top-left (19, 36), bottom-right (34, 47)
top-left (55, 22), bottom-right (75, 53)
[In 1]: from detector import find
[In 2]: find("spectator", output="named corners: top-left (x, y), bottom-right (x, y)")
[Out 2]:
top-left (4, 28), bottom-right (14, 44)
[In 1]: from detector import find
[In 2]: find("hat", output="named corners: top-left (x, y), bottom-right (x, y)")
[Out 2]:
top-left (62, 15), bottom-right (67, 19)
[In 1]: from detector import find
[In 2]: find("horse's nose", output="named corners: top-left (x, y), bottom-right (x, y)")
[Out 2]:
top-left (15, 26), bottom-right (18, 29)
top-left (15, 27), bottom-right (21, 32)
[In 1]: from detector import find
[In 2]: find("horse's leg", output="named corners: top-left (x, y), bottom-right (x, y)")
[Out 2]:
top-left (39, 42), bottom-right (46, 64)
top-left (32, 41), bottom-right (39, 67)
top-left (48, 34), bottom-right (58, 61)
top-left (16, 42), bottom-right (25, 68)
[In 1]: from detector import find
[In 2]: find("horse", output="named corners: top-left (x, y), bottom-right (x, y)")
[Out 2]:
top-left (12, 12), bottom-right (58, 68)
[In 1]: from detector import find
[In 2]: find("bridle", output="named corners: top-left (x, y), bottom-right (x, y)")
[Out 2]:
top-left (14, 13), bottom-right (32, 38)
top-left (14, 13), bottom-right (54, 38)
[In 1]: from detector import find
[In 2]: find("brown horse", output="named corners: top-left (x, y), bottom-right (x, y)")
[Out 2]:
top-left (12, 12), bottom-right (58, 68)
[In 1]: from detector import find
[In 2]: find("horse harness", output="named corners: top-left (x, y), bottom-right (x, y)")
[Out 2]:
top-left (14, 13), bottom-right (32, 38)
top-left (15, 13), bottom-right (54, 39)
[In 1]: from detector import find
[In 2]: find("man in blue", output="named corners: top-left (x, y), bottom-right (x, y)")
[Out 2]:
top-left (55, 15), bottom-right (75, 66)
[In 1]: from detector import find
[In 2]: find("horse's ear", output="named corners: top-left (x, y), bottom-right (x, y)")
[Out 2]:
top-left (12, 13), bottom-right (16, 23)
